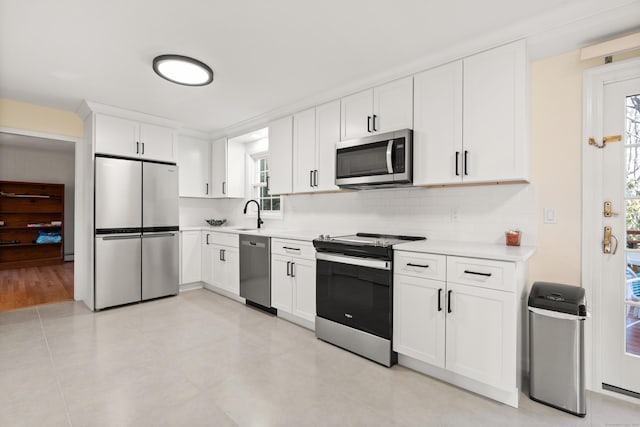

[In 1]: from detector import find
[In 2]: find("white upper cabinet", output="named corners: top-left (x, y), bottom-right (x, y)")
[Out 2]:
top-left (95, 114), bottom-right (175, 162)
top-left (315, 100), bottom-right (341, 192)
top-left (210, 137), bottom-right (245, 198)
top-left (413, 61), bottom-right (464, 186)
top-left (292, 100), bottom-right (341, 193)
top-left (413, 41), bottom-right (528, 186)
top-left (341, 76), bottom-right (413, 140)
top-left (462, 40), bottom-right (527, 183)
top-left (177, 135), bottom-right (210, 197)
top-left (292, 108), bottom-right (317, 193)
top-left (268, 116), bottom-right (293, 195)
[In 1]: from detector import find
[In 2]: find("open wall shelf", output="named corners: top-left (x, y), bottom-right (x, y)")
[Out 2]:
top-left (0, 181), bottom-right (64, 269)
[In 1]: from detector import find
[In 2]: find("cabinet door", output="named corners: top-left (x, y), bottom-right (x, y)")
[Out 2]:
top-left (315, 100), bottom-right (340, 192)
top-left (215, 246), bottom-right (239, 295)
top-left (341, 88), bottom-right (373, 140)
top-left (373, 76), bottom-right (413, 134)
top-left (180, 231), bottom-right (202, 284)
top-left (177, 135), bottom-right (210, 197)
top-left (201, 232), bottom-right (214, 285)
top-left (95, 114), bottom-right (140, 157)
top-left (271, 254), bottom-right (293, 312)
top-left (413, 61), bottom-right (463, 186)
top-left (268, 116), bottom-right (293, 194)
top-left (445, 282), bottom-right (516, 390)
top-left (463, 40), bottom-right (527, 183)
top-left (292, 108), bottom-right (317, 193)
top-left (226, 139), bottom-right (246, 198)
top-left (140, 123), bottom-right (175, 162)
top-left (210, 137), bottom-right (227, 198)
top-left (393, 274), bottom-right (446, 368)
top-left (291, 257), bottom-right (316, 322)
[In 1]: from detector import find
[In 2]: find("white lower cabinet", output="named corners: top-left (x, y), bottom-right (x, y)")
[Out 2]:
top-left (202, 231), bottom-right (240, 296)
top-left (394, 251), bottom-right (520, 407)
top-left (271, 239), bottom-right (316, 328)
top-left (180, 231), bottom-right (202, 284)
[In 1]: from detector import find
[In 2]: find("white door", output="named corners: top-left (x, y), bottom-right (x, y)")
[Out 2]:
top-left (601, 77), bottom-right (640, 395)
top-left (271, 254), bottom-right (292, 312)
top-left (393, 274), bottom-right (446, 368)
top-left (315, 99), bottom-right (340, 191)
top-left (413, 61), bottom-right (463, 186)
top-left (201, 232), bottom-right (214, 285)
top-left (95, 114), bottom-right (140, 157)
top-left (139, 123), bottom-right (175, 162)
top-left (372, 76), bottom-right (413, 134)
top-left (291, 257), bottom-right (316, 322)
top-left (292, 107), bottom-right (317, 193)
top-left (341, 88), bottom-right (373, 140)
top-left (445, 282), bottom-right (515, 390)
top-left (268, 116), bottom-right (293, 194)
top-left (210, 137), bottom-right (227, 198)
top-left (180, 231), bottom-right (201, 284)
top-left (177, 135), bottom-right (210, 197)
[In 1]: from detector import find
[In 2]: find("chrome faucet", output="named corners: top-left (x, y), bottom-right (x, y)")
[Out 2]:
top-left (243, 199), bottom-right (264, 229)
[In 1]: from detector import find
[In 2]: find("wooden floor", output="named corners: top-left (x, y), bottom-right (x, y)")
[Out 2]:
top-left (0, 262), bottom-right (73, 311)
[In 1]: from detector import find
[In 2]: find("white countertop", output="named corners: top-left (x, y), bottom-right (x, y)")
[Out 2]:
top-left (394, 239), bottom-right (536, 262)
top-left (180, 225), bottom-right (319, 242)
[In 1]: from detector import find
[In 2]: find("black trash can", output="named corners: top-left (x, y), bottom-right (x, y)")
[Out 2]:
top-left (528, 282), bottom-right (588, 417)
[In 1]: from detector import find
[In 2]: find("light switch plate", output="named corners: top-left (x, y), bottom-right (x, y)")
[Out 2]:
top-left (544, 208), bottom-right (557, 224)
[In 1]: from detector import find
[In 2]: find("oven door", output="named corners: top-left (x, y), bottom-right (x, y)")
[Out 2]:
top-left (316, 253), bottom-right (393, 339)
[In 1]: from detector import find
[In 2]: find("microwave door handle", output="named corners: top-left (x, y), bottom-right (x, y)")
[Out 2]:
top-left (386, 140), bottom-right (394, 174)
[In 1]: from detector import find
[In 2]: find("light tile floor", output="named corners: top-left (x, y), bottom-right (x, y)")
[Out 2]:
top-left (1, 288), bottom-right (639, 427)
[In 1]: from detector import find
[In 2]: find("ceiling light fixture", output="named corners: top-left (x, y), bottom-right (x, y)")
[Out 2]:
top-left (152, 54), bottom-right (213, 86)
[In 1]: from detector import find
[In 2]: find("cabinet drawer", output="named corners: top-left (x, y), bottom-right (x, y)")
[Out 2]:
top-left (271, 238), bottom-right (315, 260)
top-left (394, 251), bottom-right (446, 281)
top-left (446, 256), bottom-right (515, 293)
top-left (204, 231), bottom-right (238, 248)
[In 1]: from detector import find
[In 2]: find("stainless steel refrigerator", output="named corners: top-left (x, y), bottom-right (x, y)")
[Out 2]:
top-left (94, 156), bottom-right (179, 309)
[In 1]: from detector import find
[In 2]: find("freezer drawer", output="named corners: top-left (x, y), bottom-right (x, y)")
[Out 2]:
top-left (142, 232), bottom-right (179, 300)
top-left (95, 234), bottom-right (142, 309)
top-left (95, 157), bottom-right (142, 230)
top-left (143, 161), bottom-right (178, 229)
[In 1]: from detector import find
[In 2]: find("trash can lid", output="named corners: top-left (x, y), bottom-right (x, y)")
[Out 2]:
top-left (528, 282), bottom-right (587, 316)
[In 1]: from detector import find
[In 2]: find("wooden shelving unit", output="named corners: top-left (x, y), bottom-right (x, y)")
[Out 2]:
top-left (0, 181), bottom-right (65, 269)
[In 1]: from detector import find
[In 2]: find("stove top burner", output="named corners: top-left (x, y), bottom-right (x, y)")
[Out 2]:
top-left (316, 232), bottom-right (425, 247)
top-left (313, 233), bottom-right (425, 259)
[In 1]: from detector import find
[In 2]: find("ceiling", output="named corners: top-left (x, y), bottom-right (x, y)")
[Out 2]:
top-left (1, 0), bottom-right (639, 135)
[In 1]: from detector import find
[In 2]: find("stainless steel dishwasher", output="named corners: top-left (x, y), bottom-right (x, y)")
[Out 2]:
top-left (239, 234), bottom-right (272, 309)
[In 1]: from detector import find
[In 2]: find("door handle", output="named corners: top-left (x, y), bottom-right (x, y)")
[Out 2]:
top-left (367, 116), bottom-right (372, 133)
top-left (310, 170), bottom-right (314, 188)
top-left (219, 249), bottom-right (225, 261)
top-left (463, 150), bottom-right (469, 176)
top-left (222, 182), bottom-right (226, 195)
top-left (455, 151), bottom-right (460, 176)
top-left (291, 262), bottom-right (295, 278)
top-left (372, 114), bottom-right (378, 132)
top-left (286, 261), bottom-right (291, 276)
top-left (206, 234), bottom-right (210, 245)
top-left (313, 170), bottom-right (318, 187)
top-left (386, 140), bottom-right (394, 174)
top-left (437, 288), bottom-right (443, 312)
top-left (603, 226), bottom-right (619, 254)
top-left (206, 183), bottom-right (209, 195)
top-left (136, 141), bottom-right (140, 154)
top-left (447, 290), bottom-right (452, 313)
top-left (141, 142), bottom-right (145, 155)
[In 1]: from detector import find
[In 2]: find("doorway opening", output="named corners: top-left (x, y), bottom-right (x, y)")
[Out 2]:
top-left (0, 132), bottom-right (75, 311)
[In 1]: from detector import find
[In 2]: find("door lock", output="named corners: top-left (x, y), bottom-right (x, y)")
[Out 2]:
top-left (603, 201), bottom-right (619, 218)
top-left (603, 226), bottom-right (619, 254)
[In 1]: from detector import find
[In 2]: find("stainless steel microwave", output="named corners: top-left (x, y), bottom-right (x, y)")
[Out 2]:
top-left (335, 129), bottom-right (412, 189)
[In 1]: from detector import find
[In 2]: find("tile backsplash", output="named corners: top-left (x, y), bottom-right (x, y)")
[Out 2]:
top-left (180, 183), bottom-right (537, 246)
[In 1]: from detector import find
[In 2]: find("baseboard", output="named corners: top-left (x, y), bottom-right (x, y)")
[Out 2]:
top-left (179, 282), bottom-right (204, 292)
top-left (202, 283), bottom-right (246, 303)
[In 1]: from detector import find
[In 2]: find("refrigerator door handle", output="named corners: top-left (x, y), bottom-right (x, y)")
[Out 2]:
top-left (101, 234), bottom-right (141, 240)
top-left (142, 233), bottom-right (176, 238)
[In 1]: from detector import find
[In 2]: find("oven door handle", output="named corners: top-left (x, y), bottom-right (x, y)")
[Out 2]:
top-left (316, 252), bottom-right (391, 270)
top-left (386, 139), bottom-right (394, 174)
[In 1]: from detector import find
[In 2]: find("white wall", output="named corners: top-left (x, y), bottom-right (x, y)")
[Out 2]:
top-left (0, 144), bottom-right (75, 256)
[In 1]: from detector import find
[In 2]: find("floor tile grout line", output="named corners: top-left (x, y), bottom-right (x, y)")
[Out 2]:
top-left (37, 307), bottom-right (74, 427)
